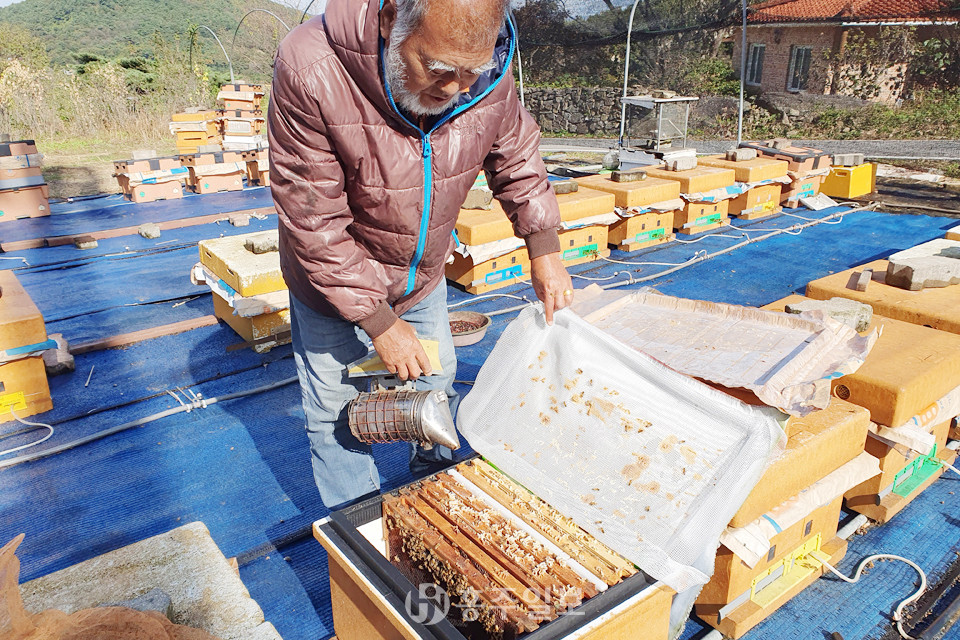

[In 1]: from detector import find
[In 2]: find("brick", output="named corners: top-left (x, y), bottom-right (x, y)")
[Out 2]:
top-left (74, 236), bottom-right (98, 250)
top-left (886, 239), bottom-right (960, 291)
top-left (832, 153), bottom-right (865, 167)
top-left (854, 268), bottom-right (873, 292)
top-left (783, 296), bottom-right (873, 332)
top-left (244, 233), bottom-right (279, 254)
top-left (42, 333), bottom-right (75, 376)
top-left (229, 213), bottom-right (251, 227)
top-left (768, 138), bottom-right (791, 150)
top-left (611, 168), bottom-right (647, 183)
top-left (663, 156), bottom-right (698, 172)
top-left (725, 147), bottom-right (758, 162)
top-left (138, 223), bottom-right (162, 239)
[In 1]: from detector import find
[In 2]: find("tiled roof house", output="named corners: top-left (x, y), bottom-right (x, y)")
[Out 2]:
top-left (733, 0), bottom-right (958, 100)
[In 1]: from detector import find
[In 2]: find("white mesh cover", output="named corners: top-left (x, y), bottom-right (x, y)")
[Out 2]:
top-left (458, 307), bottom-right (783, 624)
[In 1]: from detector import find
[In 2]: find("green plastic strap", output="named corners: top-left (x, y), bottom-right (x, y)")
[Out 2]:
top-left (892, 444), bottom-right (941, 498)
top-left (694, 213), bottom-right (722, 226)
top-left (633, 228), bottom-right (666, 243)
top-left (563, 243), bottom-right (598, 261)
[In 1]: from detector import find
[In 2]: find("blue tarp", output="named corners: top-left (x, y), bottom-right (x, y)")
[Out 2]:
top-left (1, 188), bottom-right (958, 640)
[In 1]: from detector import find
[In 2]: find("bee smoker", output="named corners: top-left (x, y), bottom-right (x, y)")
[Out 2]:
top-left (346, 348), bottom-right (460, 451)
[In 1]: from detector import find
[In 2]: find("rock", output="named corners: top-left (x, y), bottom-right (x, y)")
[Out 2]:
top-left (602, 150), bottom-right (620, 170)
top-left (74, 236), bottom-right (98, 250)
top-left (784, 297), bottom-right (873, 332)
top-left (886, 239), bottom-right (960, 290)
top-left (138, 223), bottom-right (161, 239)
top-left (768, 138), bottom-right (792, 150)
top-left (551, 179), bottom-right (579, 195)
top-left (461, 187), bottom-right (493, 210)
top-left (725, 148), bottom-right (758, 162)
top-left (100, 587), bottom-right (173, 619)
top-left (42, 334), bottom-right (74, 376)
top-left (229, 213), bottom-right (251, 227)
top-left (611, 168), bottom-right (647, 183)
top-left (853, 268), bottom-right (873, 292)
top-left (663, 156), bottom-right (697, 172)
top-left (244, 232), bottom-right (279, 255)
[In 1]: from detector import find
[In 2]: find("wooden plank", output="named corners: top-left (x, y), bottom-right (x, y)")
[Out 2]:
top-left (1, 206), bottom-right (276, 252)
top-left (70, 315), bottom-right (220, 355)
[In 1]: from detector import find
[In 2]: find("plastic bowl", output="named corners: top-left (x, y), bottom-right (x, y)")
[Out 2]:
top-left (449, 311), bottom-right (492, 347)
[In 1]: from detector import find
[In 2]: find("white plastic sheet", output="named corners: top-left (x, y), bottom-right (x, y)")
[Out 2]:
top-left (458, 306), bottom-right (784, 634)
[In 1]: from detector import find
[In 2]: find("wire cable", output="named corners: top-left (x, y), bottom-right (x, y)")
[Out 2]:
top-left (818, 554), bottom-right (926, 640)
top-left (596, 250), bottom-right (708, 267)
top-left (447, 293), bottom-right (530, 309)
top-left (0, 407), bottom-right (54, 457)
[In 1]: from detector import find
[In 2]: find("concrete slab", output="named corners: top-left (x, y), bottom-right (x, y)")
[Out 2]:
top-left (20, 522), bottom-right (282, 640)
top-left (886, 238), bottom-right (960, 290)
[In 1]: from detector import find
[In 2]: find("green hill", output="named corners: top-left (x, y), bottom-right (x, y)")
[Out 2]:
top-left (0, 0), bottom-right (300, 72)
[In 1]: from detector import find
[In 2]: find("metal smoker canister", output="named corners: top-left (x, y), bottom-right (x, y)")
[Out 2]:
top-left (347, 389), bottom-right (460, 450)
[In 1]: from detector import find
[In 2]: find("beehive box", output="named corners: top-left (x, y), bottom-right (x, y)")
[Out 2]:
top-left (191, 172), bottom-right (244, 195)
top-left (673, 200), bottom-right (730, 235)
top-left (727, 184), bottom-right (783, 220)
top-left (739, 143), bottom-right (832, 174)
top-left (729, 398), bottom-right (870, 528)
top-left (454, 187), bottom-right (615, 246)
top-left (113, 156), bottom-right (181, 175)
top-left (820, 163), bottom-right (876, 199)
top-left (608, 211), bottom-right (676, 251)
top-left (446, 245), bottom-right (529, 295)
top-left (219, 109), bottom-right (265, 137)
top-left (314, 459), bottom-right (675, 640)
top-left (198, 232), bottom-right (285, 297)
top-left (643, 165), bottom-right (736, 195)
top-left (0, 185), bottom-right (49, 222)
top-left (128, 181), bottom-right (183, 204)
top-left (832, 313), bottom-right (960, 428)
top-left (695, 496), bottom-right (847, 639)
top-left (844, 419), bottom-right (954, 523)
top-left (217, 84), bottom-right (264, 111)
top-left (212, 295), bottom-right (289, 353)
top-left (698, 155), bottom-right (789, 184)
top-left (559, 225), bottom-right (610, 266)
top-left (574, 174), bottom-right (681, 208)
top-left (806, 259), bottom-right (960, 335)
top-left (781, 174), bottom-right (824, 208)
top-left (0, 270), bottom-right (52, 421)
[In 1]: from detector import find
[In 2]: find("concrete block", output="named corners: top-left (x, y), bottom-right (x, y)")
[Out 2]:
top-left (725, 147), bottom-right (758, 162)
top-left (20, 521), bottom-right (281, 640)
top-left (229, 213), bottom-right (251, 227)
top-left (244, 233), bottom-right (279, 254)
top-left (886, 239), bottom-right (960, 290)
top-left (138, 223), bottom-right (161, 239)
top-left (551, 179), bottom-right (579, 195)
top-left (101, 587), bottom-right (173, 618)
top-left (0, 133), bottom-right (10, 143)
top-left (462, 187), bottom-right (493, 210)
top-left (74, 236), bottom-right (98, 250)
top-left (198, 144), bottom-right (222, 153)
top-left (664, 156), bottom-right (697, 172)
top-left (784, 297), bottom-right (873, 332)
top-left (832, 153), bottom-right (865, 167)
top-left (768, 138), bottom-right (792, 150)
top-left (611, 168), bottom-right (647, 183)
top-left (854, 268), bottom-right (873, 292)
top-left (42, 334), bottom-right (75, 376)
top-left (131, 149), bottom-right (158, 161)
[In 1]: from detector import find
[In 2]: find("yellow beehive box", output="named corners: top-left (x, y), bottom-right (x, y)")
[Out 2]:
top-left (0, 357), bottom-right (52, 422)
top-left (574, 174), bottom-right (681, 208)
top-left (198, 232), bottom-right (286, 297)
top-left (727, 184), bottom-right (783, 219)
top-left (644, 165), bottom-right (736, 194)
top-left (947, 223), bottom-right (960, 241)
top-left (608, 211), bottom-right (676, 251)
top-left (832, 313), bottom-right (960, 428)
top-left (674, 200), bottom-right (730, 234)
top-left (695, 496), bottom-right (847, 639)
top-left (559, 224), bottom-right (609, 266)
top-left (699, 155), bottom-right (790, 183)
top-left (0, 270), bottom-right (47, 350)
top-left (454, 187), bottom-right (615, 246)
top-left (845, 419), bottom-right (954, 523)
top-left (729, 398), bottom-right (869, 528)
top-left (821, 163), bottom-right (876, 199)
top-left (212, 295), bottom-right (290, 354)
top-left (446, 245), bottom-right (530, 295)
top-left (171, 110), bottom-right (218, 122)
top-left (806, 259), bottom-right (960, 335)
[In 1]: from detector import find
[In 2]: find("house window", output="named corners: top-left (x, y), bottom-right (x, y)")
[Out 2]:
top-left (746, 44), bottom-right (765, 85)
top-left (788, 46), bottom-right (813, 91)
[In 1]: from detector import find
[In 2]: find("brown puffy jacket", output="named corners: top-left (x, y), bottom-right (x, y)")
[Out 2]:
top-left (268, 0), bottom-right (561, 338)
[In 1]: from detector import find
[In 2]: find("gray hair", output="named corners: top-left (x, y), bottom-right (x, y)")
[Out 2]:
top-left (392, 0), bottom-right (511, 45)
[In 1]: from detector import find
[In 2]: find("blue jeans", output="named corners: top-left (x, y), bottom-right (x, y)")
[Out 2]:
top-left (289, 281), bottom-right (458, 509)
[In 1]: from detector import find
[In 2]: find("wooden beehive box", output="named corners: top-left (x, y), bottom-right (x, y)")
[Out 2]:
top-left (727, 184), bottom-right (782, 219)
top-left (698, 155), bottom-right (789, 183)
top-left (0, 270), bottom-right (52, 421)
top-left (198, 232), bottom-right (286, 297)
top-left (643, 166), bottom-right (736, 194)
top-left (805, 259), bottom-right (960, 335)
top-left (608, 211), bottom-right (676, 251)
top-left (673, 200), bottom-right (730, 235)
top-left (574, 174), bottom-right (681, 208)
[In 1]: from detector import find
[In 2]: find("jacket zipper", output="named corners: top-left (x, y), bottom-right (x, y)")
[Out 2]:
top-left (405, 134), bottom-right (432, 295)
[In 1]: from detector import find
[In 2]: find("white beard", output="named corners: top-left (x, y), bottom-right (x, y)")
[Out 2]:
top-left (384, 37), bottom-right (460, 117)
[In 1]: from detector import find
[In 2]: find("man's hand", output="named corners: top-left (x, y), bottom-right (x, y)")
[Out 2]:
top-left (530, 252), bottom-right (574, 325)
top-left (371, 318), bottom-right (433, 381)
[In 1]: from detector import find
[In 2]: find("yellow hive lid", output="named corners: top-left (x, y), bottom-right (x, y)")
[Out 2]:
top-left (198, 231), bottom-right (286, 297)
top-left (644, 165), bottom-right (736, 194)
top-left (698, 155), bottom-right (789, 183)
top-left (574, 174), bottom-right (681, 208)
top-left (171, 110), bottom-right (219, 122)
top-left (0, 270), bottom-right (46, 350)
